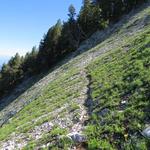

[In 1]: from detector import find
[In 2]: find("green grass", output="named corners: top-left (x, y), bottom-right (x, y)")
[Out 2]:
top-left (23, 127), bottom-right (70, 150)
top-left (85, 29), bottom-right (150, 149)
top-left (0, 68), bottom-right (86, 142)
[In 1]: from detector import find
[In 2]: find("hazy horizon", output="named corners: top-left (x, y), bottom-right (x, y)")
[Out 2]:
top-left (0, 56), bottom-right (11, 68)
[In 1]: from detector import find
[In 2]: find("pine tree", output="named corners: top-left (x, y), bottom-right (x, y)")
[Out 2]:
top-left (68, 4), bottom-right (76, 22)
top-left (78, 0), bottom-right (92, 35)
top-left (58, 4), bottom-right (82, 55)
top-left (8, 53), bottom-right (23, 83)
top-left (68, 4), bottom-right (82, 49)
top-left (50, 19), bottom-right (62, 60)
top-left (22, 46), bottom-right (38, 75)
top-left (78, 0), bottom-right (108, 36)
top-left (0, 53), bottom-right (23, 96)
top-left (37, 20), bottom-right (62, 69)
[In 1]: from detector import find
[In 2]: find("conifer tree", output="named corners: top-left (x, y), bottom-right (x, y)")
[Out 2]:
top-left (58, 4), bottom-right (80, 55)
top-left (78, 0), bottom-right (108, 36)
top-left (38, 20), bottom-right (62, 69)
top-left (78, 0), bottom-right (92, 35)
top-left (0, 53), bottom-right (23, 96)
top-left (22, 46), bottom-right (38, 75)
top-left (68, 4), bottom-right (76, 22)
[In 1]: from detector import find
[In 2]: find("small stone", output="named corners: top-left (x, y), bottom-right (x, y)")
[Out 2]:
top-left (121, 100), bottom-right (126, 104)
top-left (142, 126), bottom-right (150, 138)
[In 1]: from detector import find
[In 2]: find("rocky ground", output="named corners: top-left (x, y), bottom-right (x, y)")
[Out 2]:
top-left (0, 1), bottom-right (150, 149)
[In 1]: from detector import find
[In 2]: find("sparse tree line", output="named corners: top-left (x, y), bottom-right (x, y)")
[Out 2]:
top-left (0, 0), bottom-right (147, 97)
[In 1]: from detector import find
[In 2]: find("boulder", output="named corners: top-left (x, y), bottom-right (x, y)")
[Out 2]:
top-left (67, 132), bottom-right (86, 143)
top-left (142, 126), bottom-right (150, 138)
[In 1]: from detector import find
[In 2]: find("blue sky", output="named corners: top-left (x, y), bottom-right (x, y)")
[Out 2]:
top-left (0, 0), bottom-right (82, 58)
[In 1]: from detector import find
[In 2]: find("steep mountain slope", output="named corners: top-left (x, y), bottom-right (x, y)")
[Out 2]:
top-left (0, 2), bottom-right (150, 149)
top-left (86, 31), bottom-right (150, 149)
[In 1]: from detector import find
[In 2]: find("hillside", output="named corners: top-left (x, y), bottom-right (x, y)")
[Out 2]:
top-left (0, 2), bottom-right (150, 149)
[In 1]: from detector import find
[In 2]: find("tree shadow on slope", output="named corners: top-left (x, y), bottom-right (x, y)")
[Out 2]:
top-left (83, 0), bottom-right (150, 115)
top-left (0, 75), bottom-right (40, 111)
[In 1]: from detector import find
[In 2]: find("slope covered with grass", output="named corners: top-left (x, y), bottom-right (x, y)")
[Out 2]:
top-left (86, 29), bottom-right (150, 149)
top-left (0, 2), bottom-right (150, 150)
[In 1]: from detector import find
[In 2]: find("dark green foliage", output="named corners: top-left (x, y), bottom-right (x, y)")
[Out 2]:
top-left (78, 0), bottom-right (108, 36)
top-left (37, 19), bottom-right (62, 70)
top-left (0, 53), bottom-right (23, 96)
top-left (58, 5), bottom-right (82, 55)
top-left (22, 46), bottom-right (38, 75)
top-left (95, 0), bottom-right (147, 21)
